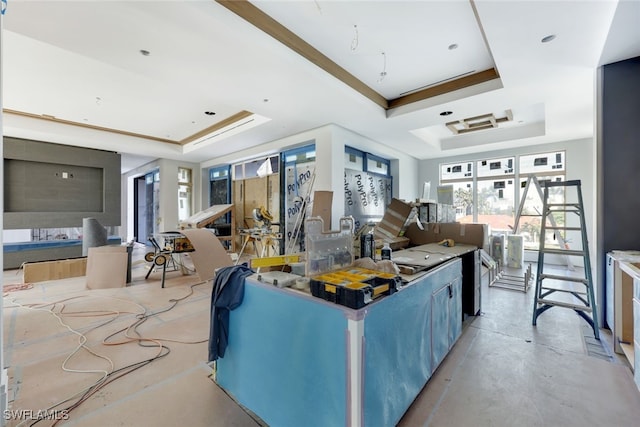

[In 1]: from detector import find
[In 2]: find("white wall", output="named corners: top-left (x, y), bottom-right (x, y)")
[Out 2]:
top-left (157, 159), bottom-right (201, 232)
top-left (331, 125), bottom-right (419, 202)
top-left (315, 127), bottom-right (345, 227)
top-left (200, 127), bottom-right (328, 171)
top-left (199, 125), bottom-right (344, 228)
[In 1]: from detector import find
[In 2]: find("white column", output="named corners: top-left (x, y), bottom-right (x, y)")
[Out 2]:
top-left (1, 1), bottom-right (9, 421)
top-left (347, 318), bottom-right (364, 427)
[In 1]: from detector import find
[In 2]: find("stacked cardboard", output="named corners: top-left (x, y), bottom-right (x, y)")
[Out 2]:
top-left (311, 191), bottom-right (333, 231)
top-left (404, 222), bottom-right (489, 252)
top-left (373, 198), bottom-right (413, 250)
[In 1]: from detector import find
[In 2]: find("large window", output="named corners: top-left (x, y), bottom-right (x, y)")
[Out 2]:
top-left (344, 147), bottom-right (392, 231)
top-left (517, 151), bottom-right (566, 250)
top-left (517, 175), bottom-right (566, 250)
top-left (440, 161), bottom-right (473, 221)
top-left (475, 157), bottom-right (515, 235)
top-left (451, 181), bottom-right (474, 221)
top-left (207, 165), bottom-right (232, 247)
top-left (233, 155), bottom-right (279, 180)
top-left (519, 151), bottom-right (564, 175)
top-left (439, 151), bottom-right (566, 249)
top-left (209, 165), bottom-right (231, 206)
top-left (178, 167), bottom-right (192, 222)
top-left (476, 178), bottom-right (515, 234)
top-left (282, 144), bottom-right (316, 252)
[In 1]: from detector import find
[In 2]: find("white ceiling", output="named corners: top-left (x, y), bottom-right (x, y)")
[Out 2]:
top-left (2, 0), bottom-right (639, 173)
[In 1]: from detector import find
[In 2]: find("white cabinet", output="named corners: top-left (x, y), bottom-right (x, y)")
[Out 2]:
top-left (606, 253), bottom-right (615, 330)
top-left (634, 278), bottom-right (640, 390)
top-left (617, 260), bottom-right (640, 374)
top-left (606, 252), bottom-right (640, 356)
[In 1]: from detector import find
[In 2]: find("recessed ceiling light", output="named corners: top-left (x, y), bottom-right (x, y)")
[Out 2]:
top-left (448, 44), bottom-right (458, 50)
top-left (440, 111), bottom-right (453, 116)
top-left (204, 111), bottom-right (216, 116)
top-left (541, 34), bottom-right (556, 43)
top-left (263, 98), bottom-right (269, 103)
top-left (139, 49), bottom-right (151, 56)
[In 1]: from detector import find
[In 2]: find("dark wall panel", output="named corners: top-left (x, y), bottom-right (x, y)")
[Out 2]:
top-left (3, 137), bottom-right (121, 228)
top-left (602, 56), bottom-right (640, 252)
top-left (5, 160), bottom-right (103, 212)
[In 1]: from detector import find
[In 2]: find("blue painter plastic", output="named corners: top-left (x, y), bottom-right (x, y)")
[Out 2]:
top-left (363, 276), bottom-right (433, 426)
top-left (431, 276), bottom-right (462, 370)
top-left (363, 258), bottom-right (461, 427)
top-left (216, 259), bottom-right (462, 427)
top-left (216, 280), bottom-right (348, 427)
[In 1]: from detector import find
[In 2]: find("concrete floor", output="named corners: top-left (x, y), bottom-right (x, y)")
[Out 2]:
top-left (3, 248), bottom-right (640, 426)
top-left (400, 263), bottom-right (640, 426)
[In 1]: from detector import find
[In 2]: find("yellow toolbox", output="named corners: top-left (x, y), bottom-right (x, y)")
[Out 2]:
top-left (309, 268), bottom-right (400, 309)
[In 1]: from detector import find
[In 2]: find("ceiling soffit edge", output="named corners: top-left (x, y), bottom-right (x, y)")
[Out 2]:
top-left (2, 109), bottom-right (177, 144)
top-left (2, 108), bottom-right (262, 152)
top-left (388, 69), bottom-right (500, 110)
top-left (180, 110), bottom-right (254, 145)
top-left (216, 0), bottom-right (388, 109)
top-left (217, 0), bottom-right (502, 112)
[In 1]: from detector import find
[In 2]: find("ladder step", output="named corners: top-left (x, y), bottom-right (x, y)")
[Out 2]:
top-left (543, 180), bottom-right (581, 188)
top-left (539, 248), bottom-right (586, 256)
top-left (536, 298), bottom-right (592, 312)
top-left (545, 226), bottom-right (582, 231)
top-left (539, 274), bottom-right (588, 284)
top-left (545, 208), bottom-right (581, 214)
top-left (540, 286), bottom-right (588, 296)
top-left (547, 203), bottom-right (581, 208)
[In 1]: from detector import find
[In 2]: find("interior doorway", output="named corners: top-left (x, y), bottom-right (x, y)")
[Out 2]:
top-left (133, 170), bottom-right (159, 245)
top-left (208, 165), bottom-right (232, 249)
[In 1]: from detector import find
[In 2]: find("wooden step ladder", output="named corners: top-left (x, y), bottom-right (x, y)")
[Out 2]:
top-left (532, 179), bottom-right (599, 339)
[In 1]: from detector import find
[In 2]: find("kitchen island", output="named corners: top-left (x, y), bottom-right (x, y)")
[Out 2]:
top-left (214, 257), bottom-right (463, 427)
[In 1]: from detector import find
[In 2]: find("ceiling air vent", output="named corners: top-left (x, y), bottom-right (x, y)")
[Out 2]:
top-left (182, 111), bottom-right (271, 153)
top-left (446, 110), bottom-right (513, 135)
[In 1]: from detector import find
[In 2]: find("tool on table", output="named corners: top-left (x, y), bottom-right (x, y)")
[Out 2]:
top-left (438, 238), bottom-right (455, 247)
top-left (257, 271), bottom-right (301, 288)
top-left (237, 206), bottom-right (282, 266)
